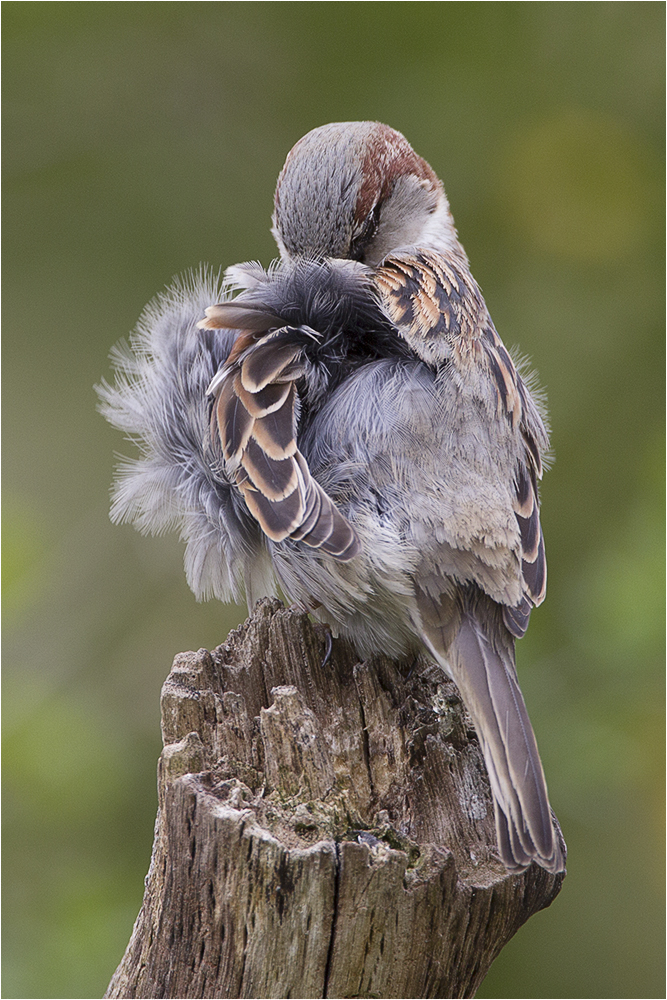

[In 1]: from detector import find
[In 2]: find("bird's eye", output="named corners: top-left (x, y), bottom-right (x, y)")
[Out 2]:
top-left (350, 203), bottom-right (382, 261)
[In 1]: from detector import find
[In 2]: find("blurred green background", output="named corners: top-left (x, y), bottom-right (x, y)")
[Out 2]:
top-left (3, 3), bottom-right (664, 998)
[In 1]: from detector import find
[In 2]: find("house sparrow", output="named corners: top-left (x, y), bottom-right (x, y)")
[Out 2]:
top-left (98, 122), bottom-right (565, 874)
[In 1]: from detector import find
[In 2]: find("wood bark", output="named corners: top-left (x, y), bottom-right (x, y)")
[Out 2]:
top-left (105, 598), bottom-right (565, 999)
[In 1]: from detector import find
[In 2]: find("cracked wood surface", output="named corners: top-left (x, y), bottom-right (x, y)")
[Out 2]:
top-left (105, 598), bottom-right (564, 999)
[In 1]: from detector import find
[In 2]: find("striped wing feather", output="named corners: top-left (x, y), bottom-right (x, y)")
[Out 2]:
top-left (200, 308), bottom-right (360, 560)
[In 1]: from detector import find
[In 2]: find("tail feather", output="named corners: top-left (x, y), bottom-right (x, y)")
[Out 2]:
top-left (451, 615), bottom-right (564, 872)
top-left (417, 587), bottom-right (564, 873)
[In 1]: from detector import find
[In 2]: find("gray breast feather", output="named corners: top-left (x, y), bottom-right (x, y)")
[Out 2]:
top-left (96, 269), bottom-right (276, 607)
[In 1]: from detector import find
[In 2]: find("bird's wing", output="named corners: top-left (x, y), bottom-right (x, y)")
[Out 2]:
top-left (375, 250), bottom-right (562, 873)
top-left (198, 302), bottom-right (360, 561)
top-left (375, 249), bottom-right (548, 635)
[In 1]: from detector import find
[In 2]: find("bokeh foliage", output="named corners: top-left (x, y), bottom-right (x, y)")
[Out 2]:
top-left (3, 3), bottom-right (664, 998)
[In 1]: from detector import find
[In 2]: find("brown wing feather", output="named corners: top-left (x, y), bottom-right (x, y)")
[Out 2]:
top-left (240, 337), bottom-right (303, 393)
top-left (198, 301), bottom-right (284, 332)
top-left (207, 322), bottom-right (360, 561)
top-left (251, 389), bottom-right (298, 459)
top-left (242, 476), bottom-right (305, 541)
top-left (234, 378), bottom-right (292, 419)
top-left (375, 250), bottom-right (485, 363)
top-left (505, 454), bottom-right (547, 637)
top-left (214, 377), bottom-right (254, 462)
top-left (241, 436), bottom-right (299, 501)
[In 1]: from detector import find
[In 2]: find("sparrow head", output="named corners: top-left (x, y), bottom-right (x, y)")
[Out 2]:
top-left (272, 122), bottom-right (462, 266)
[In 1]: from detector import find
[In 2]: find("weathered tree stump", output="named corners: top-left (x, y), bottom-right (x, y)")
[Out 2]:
top-left (105, 598), bottom-right (565, 999)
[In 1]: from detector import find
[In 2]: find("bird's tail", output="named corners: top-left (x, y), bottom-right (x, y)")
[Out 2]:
top-left (418, 591), bottom-right (564, 873)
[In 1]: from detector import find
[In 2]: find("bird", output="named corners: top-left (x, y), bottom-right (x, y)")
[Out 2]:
top-left (98, 121), bottom-right (565, 875)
